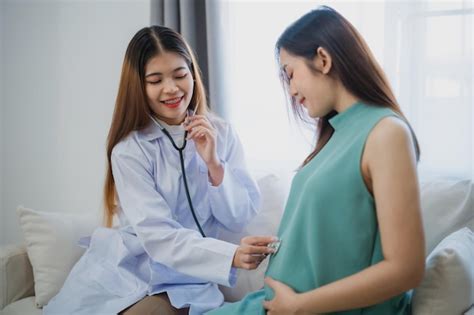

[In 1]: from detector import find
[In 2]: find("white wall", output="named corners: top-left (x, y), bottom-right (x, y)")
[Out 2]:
top-left (0, 0), bottom-right (4, 245)
top-left (1, 0), bottom-right (150, 245)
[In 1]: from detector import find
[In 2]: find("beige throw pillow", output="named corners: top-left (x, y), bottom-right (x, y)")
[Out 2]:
top-left (16, 206), bottom-right (99, 307)
top-left (412, 227), bottom-right (474, 315)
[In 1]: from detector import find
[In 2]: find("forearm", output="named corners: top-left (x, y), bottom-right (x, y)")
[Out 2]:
top-left (135, 223), bottom-right (239, 286)
top-left (207, 160), bottom-right (224, 186)
top-left (296, 261), bottom-right (417, 313)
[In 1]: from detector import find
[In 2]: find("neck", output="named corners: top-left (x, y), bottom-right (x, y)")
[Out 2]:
top-left (334, 84), bottom-right (359, 114)
top-left (154, 113), bottom-right (186, 126)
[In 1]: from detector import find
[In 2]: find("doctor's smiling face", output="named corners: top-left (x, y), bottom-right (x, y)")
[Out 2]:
top-left (145, 51), bottom-right (194, 125)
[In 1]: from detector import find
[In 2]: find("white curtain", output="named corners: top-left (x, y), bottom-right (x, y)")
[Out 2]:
top-left (150, 0), bottom-right (230, 117)
top-left (384, 1), bottom-right (473, 180)
top-left (219, 0), bottom-right (473, 179)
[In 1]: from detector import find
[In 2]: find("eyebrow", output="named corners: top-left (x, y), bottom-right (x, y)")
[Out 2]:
top-left (145, 66), bottom-right (187, 78)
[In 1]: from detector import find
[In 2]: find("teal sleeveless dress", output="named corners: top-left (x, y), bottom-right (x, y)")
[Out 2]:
top-left (207, 102), bottom-right (411, 315)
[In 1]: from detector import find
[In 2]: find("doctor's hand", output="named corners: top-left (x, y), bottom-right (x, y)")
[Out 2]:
top-left (184, 115), bottom-right (224, 186)
top-left (263, 277), bottom-right (311, 315)
top-left (184, 115), bottom-right (218, 166)
top-left (232, 236), bottom-right (276, 270)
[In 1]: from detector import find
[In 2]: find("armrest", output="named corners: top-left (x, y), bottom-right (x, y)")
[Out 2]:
top-left (0, 244), bottom-right (34, 309)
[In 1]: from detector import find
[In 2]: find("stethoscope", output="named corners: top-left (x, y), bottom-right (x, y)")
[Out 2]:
top-left (148, 110), bottom-right (206, 238)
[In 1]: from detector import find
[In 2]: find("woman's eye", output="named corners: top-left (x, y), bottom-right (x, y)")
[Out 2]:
top-left (176, 73), bottom-right (188, 79)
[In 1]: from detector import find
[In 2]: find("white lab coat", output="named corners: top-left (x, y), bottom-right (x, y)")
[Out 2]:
top-left (43, 115), bottom-right (260, 315)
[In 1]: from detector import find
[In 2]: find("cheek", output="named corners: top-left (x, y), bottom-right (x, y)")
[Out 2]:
top-left (312, 77), bottom-right (333, 99)
top-left (181, 80), bottom-right (194, 104)
top-left (183, 78), bottom-right (194, 94)
top-left (145, 85), bottom-right (160, 102)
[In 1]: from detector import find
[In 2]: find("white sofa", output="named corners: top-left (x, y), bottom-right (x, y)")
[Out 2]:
top-left (1, 167), bottom-right (473, 315)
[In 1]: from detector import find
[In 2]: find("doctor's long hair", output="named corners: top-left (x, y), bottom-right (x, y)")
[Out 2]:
top-left (276, 6), bottom-right (420, 167)
top-left (103, 26), bottom-right (209, 227)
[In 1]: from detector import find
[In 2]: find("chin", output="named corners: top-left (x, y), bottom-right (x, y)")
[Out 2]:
top-left (313, 107), bottom-right (335, 118)
top-left (308, 109), bottom-right (324, 119)
top-left (156, 109), bottom-right (187, 125)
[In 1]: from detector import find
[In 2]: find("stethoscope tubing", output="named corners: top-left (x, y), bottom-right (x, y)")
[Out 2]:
top-left (149, 115), bottom-right (206, 238)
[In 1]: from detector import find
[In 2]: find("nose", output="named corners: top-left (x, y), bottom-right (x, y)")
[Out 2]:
top-left (289, 80), bottom-right (298, 98)
top-left (163, 79), bottom-right (179, 94)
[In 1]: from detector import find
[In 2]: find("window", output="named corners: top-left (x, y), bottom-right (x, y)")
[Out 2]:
top-left (385, 1), bottom-right (473, 178)
top-left (221, 0), bottom-right (473, 178)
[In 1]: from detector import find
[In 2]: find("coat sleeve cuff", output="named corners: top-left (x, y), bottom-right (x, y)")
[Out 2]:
top-left (217, 241), bottom-right (239, 287)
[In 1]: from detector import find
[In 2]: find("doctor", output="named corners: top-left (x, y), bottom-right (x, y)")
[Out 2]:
top-left (43, 26), bottom-right (275, 315)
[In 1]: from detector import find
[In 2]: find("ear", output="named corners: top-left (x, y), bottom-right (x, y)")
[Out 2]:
top-left (313, 47), bottom-right (332, 75)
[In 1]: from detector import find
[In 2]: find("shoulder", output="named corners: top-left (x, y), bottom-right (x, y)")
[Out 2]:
top-left (365, 116), bottom-right (417, 166)
top-left (369, 116), bottom-right (413, 148)
top-left (207, 112), bottom-right (229, 129)
top-left (112, 131), bottom-right (139, 156)
top-left (111, 131), bottom-right (153, 166)
top-left (207, 113), bottom-right (235, 138)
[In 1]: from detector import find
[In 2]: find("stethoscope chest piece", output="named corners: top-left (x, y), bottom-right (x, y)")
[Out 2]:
top-left (268, 238), bottom-right (282, 256)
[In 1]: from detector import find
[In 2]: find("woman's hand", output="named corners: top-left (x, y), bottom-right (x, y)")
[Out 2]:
top-left (263, 277), bottom-right (310, 315)
top-left (232, 236), bottom-right (276, 270)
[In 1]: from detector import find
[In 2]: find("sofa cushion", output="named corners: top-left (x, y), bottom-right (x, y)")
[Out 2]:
top-left (419, 178), bottom-right (474, 255)
top-left (412, 227), bottom-right (474, 315)
top-left (0, 297), bottom-right (42, 315)
top-left (0, 244), bottom-right (34, 309)
top-left (16, 206), bottom-right (99, 308)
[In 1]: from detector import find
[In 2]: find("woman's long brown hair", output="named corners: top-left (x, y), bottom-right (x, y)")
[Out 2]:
top-left (276, 6), bottom-right (420, 167)
top-left (103, 26), bottom-right (209, 227)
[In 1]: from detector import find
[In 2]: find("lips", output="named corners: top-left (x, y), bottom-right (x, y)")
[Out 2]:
top-left (161, 96), bottom-right (184, 109)
top-left (299, 97), bottom-right (306, 106)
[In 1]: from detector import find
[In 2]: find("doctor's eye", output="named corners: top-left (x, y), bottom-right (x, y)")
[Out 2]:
top-left (175, 73), bottom-right (188, 79)
top-left (147, 80), bottom-right (162, 85)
